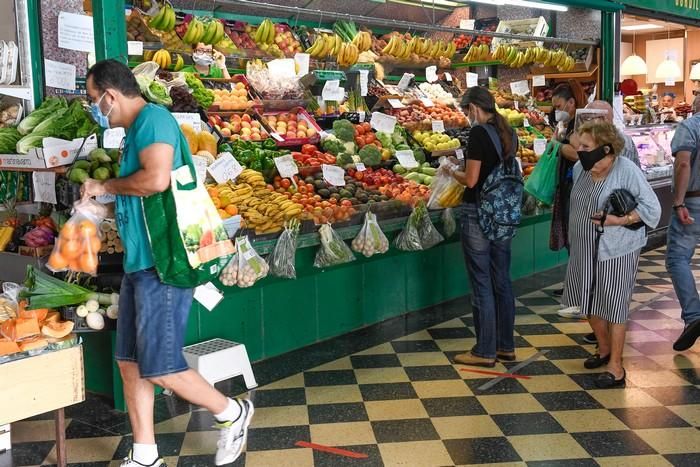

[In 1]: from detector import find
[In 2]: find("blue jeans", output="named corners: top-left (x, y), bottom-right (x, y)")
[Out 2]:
top-left (459, 204), bottom-right (516, 358)
top-left (666, 197), bottom-right (700, 325)
top-left (115, 268), bottom-right (193, 378)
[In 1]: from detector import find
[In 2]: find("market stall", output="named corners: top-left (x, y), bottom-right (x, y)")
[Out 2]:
top-left (0, 0), bottom-right (622, 410)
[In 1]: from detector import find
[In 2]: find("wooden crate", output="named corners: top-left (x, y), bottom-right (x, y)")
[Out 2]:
top-left (0, 346), bottom-right (84, 425)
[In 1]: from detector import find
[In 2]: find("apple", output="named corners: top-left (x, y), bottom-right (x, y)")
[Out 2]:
top-left (241, 121), bottom-right (251, 129)
top-left (251, 133), bottom-right (262, 141)
top-left (220, 128), bottom-right (232, 137)
top-left (231, 114), bottom-right (241, 122)
top-left (306, 128), bottom-right (317, 137)
top-left (296, 130), bottom-right (306, 138)
top-left (241, 127), bottom-right (252, 136)
top-left (241, 134), bottom-right (251, 141)
top-left (251, 121), bottom-right (261, 128)
top-left (242, 114), bottom-right (252, 123)
top-left (286, 131), bottom-right (295, 138)
top-left (230, 134), bottom-right (240, 141)
top-left (251, 127), bottom-right (260, 133)
top-left (231, 122), bottom-right (241, 132)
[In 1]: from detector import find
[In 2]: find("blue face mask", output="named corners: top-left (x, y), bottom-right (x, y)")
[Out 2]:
top-left (90, 92), bottom-right (113, 129)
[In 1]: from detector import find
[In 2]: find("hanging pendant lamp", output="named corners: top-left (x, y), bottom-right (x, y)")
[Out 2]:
top-left (621, 28), bottom-right (647, 76)
top-left (655, 25), bottom-right (681, 82)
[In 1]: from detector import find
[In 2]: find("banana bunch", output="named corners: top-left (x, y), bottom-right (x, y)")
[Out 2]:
top-left (544, 50), bottom-right (575, 72)
top-left (306, 34), bottom-right (343, 59)
top-left (148, 3), bottom-right (176, 32)
top-left (337, 43), bottom-right (359, 67)
top-left (533, 47), bottom-right (550, 64)
top-left (413, 37), bottom-right (433, 57)
top-left (199, 19), bottom-right (225, 45)
top-left (437, 182), bottom-right (464, 208)
top-left (352, 31), bottom-right (372, 52)
top-left (254, 18), bottom-right (275, 45)
top-left (557, 55), bottom-right (576, 72)
top-left (152, 49), bottom-right (171, 69)
top-left (173, 53), bottom-right (184, 71)
top-left (463, 43), bottom-right (491, 63)
top-left (182, 17), bottom-right (204, 44)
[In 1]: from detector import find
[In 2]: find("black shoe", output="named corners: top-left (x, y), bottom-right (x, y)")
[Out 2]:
top-left (583, 332), bottom-right (598, 344)
top-left (552, 288), bottom-right (564, 297)
top-left (674, 319), bottom-right (700, 351)
top-left (595, 370), bottom-right (626, 388)
top-left (584, 353), bottom-right (610, 369)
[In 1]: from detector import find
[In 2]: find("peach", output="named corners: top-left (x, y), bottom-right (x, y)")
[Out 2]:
top-left (306, 128), bottom-right (317, 137)
top-left (241, 134), bottom-right (251, 141)
top-left (231, 114), bottom-right (241, 122)
top-left (241, 127), bottom-right (252, 136)
top-left (296, 130), bottom-right (306, 138)
top-left (242, 114), bottom-right (252, 123)
top-left (241, 121), bottom-right (251, 129)
top-left (251, 121), bottom-right (261, 128)
top-left (231, 122), bottom-right (241, 133)
top-left (220, 128), bottom-right (232, 137)
top-left (251, 133), bottom-right (262, 141)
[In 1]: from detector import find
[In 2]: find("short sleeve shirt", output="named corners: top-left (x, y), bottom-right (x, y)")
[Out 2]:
top-left (462, 125), bottom-right (500, 203)
top-left (115, 104), bottom-right (185, 273)
top-left (671, 114), bottom-right (700, 192)
top-left (179, 64), bottom-right (223, 78)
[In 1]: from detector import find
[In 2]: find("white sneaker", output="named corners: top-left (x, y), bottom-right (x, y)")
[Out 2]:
top-left (214, 398), bottom-right (255, 466)
top-left (557, 306), bottom-right (585, 319)
top-left (119, 452), bottom-right (166, 467)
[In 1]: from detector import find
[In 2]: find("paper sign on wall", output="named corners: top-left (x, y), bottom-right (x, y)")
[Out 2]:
top-left (459, 19), bottom-right (475, 30)
top-left (395, 150), bottom-right (418, 169)
top-left (534, 138), bottom-right (547, 156)
top-left (432, 120), bottom-right (445, 133)
top-left (510, 80), bottom-right (530, 96)
top-left (207, 153), bottom-right (243, 183)
top-left (322, 164), bottom-right (346, 186)
top-left (466, 72), bottom-right (478, 88)
top-left (532, 75), bottom-right (546, 87)
top-left (370, 112), bottom-right (397, 134)
top-left (44, 59), bottom-right (76, 91)
top-left (274, 154), bottom-right (299, 179)
top-left (102, 127), bottom-right (126, 149)
top-left (359, 69), bottom-right (369, 96)
top-left (58, 12), bottom-right (94, 52)
top-left (172, 113), bottom-right (202, 132)
top-left (426, 66), bottom-right (438, 83)
top-left (127, 41), bottom-right (143, 56)
top-left (33, 172), bottom-right (57, 204)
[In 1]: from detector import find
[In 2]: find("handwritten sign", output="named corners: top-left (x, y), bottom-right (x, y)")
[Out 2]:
top-left (102, 127), bottom-right (125, 149)
top-left (396, 150), bottom-right (418, 169)
top-left (192, 155), bottom-right (209, 182)
top-left (207, 153), bottom-right (242, 184)
top-left (322, 164), bottom-right (346, 186)
top-left (172, 113), bottom-right (202, 132)
top-left (510, 80), bottom-right (530, 96)
top-left (322, 79), bottom-right (344, 101)
top-left (274, 154), bottom-right (299, 179)
top-left (398, 73), bottom-right (414, 91)
top-left (44, 59), bottom-right (76, 91)
top-left (359, 69), bottom-right (369, 96)
top-left (466, 72), bottom-right (478, 88)
top-left (57, 12), bottom-right (94, 52)
top-left (370, 112), bottom-right (397, 134)
top-left (534, 138), bottom-right (547, 156)
top-left (432, 120), bottom-right (445, 133)
top-left (127, 41), bottom-right (143, 56)
top-left (425, 66), bottom-right (438, 83)
top-left (459, 19), bottom-right (475, 30)
top-left (388, 98), bottom-right (404, 109)
top-left (532, 75), bottom-right (546, 87)
top-left (32, 172), bottom-right (57, 204)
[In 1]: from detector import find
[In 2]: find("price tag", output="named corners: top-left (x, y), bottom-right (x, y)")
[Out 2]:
top-left (370, 112), bottom-right (397, 134)
top-left (102, 127), bottom-right (125, 149)
top-left (523, 118), bottom-right (530, 128)
top-left (532, 75), bottom-right (546, 87)
top-left (534, 138), bottom-right (547, 156)
top-left (665, 78), bottom-right (676, 86)
top-left (455, 148), bottom-right (464, 160)
top-left (172, 112), bottom-right (202, 132)
top-left (359, 69), bottom-right (369, 96)
top-left (270, 132), bottom-right (284, 142)
top-left (57, 12), bottom-right (94, 53)
top-left (425, 66), bottom-right (438, 83)
top-left (294, 52), bottom-right (310, 77)
top-left (194, 282), bottom-right (224, 311)
top-left (398, 73), bottom-right (414, 91)
top-left (459, 19), bottom-right (475, 30)
top-left (96, 193), bottom-right (116, 204)
top-left (32, 172), bottom-right (57, 204)
top-left (388, 98), bottom-right (405, 109)
top-left (322, 164), bottom-right (346, 186)
top-left (396, 150), bottom-right (418, 169)
top-left (432, 120), bottom-right (445, 133)
top-left (510, 80), bottom-right (530, 96)
top-left (44, 59), bottom-right (76, 91)
top-left (444, 72), bottom-right (452, 82)
top-left (127, 41), bottom-right (143, 56)
top-left (274, 154), bottom-right (299, 179)
top-left (420, 97), bottom-right (434, 107)
top-left (355, 162), bottom-right (366, 172)
top-left (466, 72), bottom-right (478, 88)
top-left (192, 155), bottom-right (209, 182)
top-left (358, 110), bottom-right (366, 122)
top-left (322, 79), bottom-right (345, 101)
top-left (207, 153), bottom-right (243, 184)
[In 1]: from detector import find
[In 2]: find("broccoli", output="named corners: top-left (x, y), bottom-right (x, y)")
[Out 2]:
top-left (359, 145), bottom-right (382, 167)
top-left (321, 135), bottom-right (346, 156)
top-left (336, 152), bottom-right (355, 167)
top-left (332, 119), bottom-right (356, 142)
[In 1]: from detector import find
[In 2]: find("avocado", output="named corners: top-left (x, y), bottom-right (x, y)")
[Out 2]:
top-left (305, 176), bottom-right (315, 184)
top-left (339, 189), bottom-right (351, 198)
top-left (68, 167), bottom-right (89, 184)
top-left (314, 180), bottom-right (325, 190)
top-left (318, 188), bottom-right (330, 198)
top-left (73, 160), bottom-right (91, 171)
top-left (107, 148), bottom-right (120, 162)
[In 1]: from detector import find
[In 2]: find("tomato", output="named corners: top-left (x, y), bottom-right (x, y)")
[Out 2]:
top-left (308, 158), bottom-right (320, 166)
top-left (354, 172), bottom-right (364, 181)
top-left (301, 144), bottom-right (317, 155)
top-left (326, 155), bottom-right (336, 164)
top-left (299, 185), bottom-right (307, 194)
top-left (280, 179), bottom-right (291, 189)
top-left (306, 183), bottom-right (314, 192)
top-left (364, 133), bottom-right (375, 144)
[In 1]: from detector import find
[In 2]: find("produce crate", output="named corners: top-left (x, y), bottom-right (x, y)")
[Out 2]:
top-left (18, 245), bottom-right (53, 258)
top-left (61, 306), bottom-right (117, 333)
top-left (208, 109), bottom-right (271, 143)
top-left (456, 17), bottom-right (499, 51)
top-left (257, 107), bottom-right (322, 147)
top-left (491, 16), bottom-right (549, 49)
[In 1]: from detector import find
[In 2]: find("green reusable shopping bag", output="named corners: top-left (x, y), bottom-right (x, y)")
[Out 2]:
top-left (142, 133), bottom-right (234, 288)
top-left (524, 140), bottom-right (560, 206)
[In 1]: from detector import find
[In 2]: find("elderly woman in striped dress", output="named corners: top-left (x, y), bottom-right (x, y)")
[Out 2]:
top-left (561, 121), bottom-right (661, 388)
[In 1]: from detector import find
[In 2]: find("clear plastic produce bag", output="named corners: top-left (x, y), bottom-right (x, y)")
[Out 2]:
top-left (442, 207), bottom-right (457, 238)
top-left (417, 202), bottom-right (444, 249)
top-left (351, 211), bottom-right (389, 258)
top-left (427, 160), bottom-right (465, 209)
top-left (314, 224), bottom-right (355, 268)
top-left (219, 236), bottom-right (269, 288)
top-left (395, 203), bottom-right (425, 251)
top-left (47, 199), bottom-right (107, 275)
top-left (268, 219), bottom-right (300, 279)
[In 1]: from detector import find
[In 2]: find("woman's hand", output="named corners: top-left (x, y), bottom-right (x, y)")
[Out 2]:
top-left (591, 213), bottom-right (625, 227)
top-left (213, 50), bottom-right (226, 68)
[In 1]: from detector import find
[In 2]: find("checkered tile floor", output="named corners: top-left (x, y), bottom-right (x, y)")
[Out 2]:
top-left (5, 247), bottom-right (700, 466)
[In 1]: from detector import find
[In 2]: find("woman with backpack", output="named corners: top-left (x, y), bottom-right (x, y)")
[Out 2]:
top-left (443, 86), bottom-right (522, 368)
top-left (564, 121), bottom-right (660, 388)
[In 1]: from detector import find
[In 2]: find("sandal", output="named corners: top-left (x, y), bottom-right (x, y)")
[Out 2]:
top-left (595, 369), bottom-right (626, 388)
top-left (584, 353), bottom-right (610, 369)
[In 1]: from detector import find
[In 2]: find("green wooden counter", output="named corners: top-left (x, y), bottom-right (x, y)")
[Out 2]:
top-left (83, 210), bottom-right (567, 409)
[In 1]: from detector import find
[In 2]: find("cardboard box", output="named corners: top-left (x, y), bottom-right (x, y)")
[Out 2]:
top-left (0, 134), bottom-right (97, 170)
top-left (18, 245), bottom-right (54, 258)
top-left (0, 345), bottom-right (85, 425)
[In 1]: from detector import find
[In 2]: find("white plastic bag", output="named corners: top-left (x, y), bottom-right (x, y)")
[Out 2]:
top-left (427, 159), bottom-right (465, 209)
top-left (268, 219), bottom-right (300, 279)
top-left (314, 224), bottom-right (355, 268)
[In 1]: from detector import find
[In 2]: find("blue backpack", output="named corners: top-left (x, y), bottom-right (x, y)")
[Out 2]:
top-left (476, 124), bottom-right (524, 242)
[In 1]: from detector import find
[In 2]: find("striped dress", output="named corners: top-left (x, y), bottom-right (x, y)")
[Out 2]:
top-left (562, 171), bottom-right (640, 324)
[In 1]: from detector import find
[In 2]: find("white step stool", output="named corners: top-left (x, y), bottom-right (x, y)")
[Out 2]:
top-left (181, 338), bottom-right (257, 390)
top-left (0, 424), bottom-right (10, 453)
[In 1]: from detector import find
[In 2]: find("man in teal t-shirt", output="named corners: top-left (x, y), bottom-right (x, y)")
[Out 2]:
top-left (81, 60), bottom-right (252, 467)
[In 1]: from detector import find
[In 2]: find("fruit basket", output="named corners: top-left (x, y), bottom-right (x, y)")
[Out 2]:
top-left (257, 107), bottom-right (322, 147)
top-left (202, 75), bottom-right (256, 112)
top-left (208, 111), bottom-right (270, 143)
top-left (491, 16), bottom-right (549, 50)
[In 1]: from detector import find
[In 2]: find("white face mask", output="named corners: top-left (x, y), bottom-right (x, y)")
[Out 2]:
top-left (193, 53), bottom-right (214, 66)
top-left (555, 109), bottom-right (571, 123)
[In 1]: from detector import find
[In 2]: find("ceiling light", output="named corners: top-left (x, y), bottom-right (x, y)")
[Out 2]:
top-left (690, 63), bottom-right (700, 80)
top-left (621, 24), bottom-right (663, 31)
top-left (656, 59), bottom-right (682, 80)
top-left (621, 54), bottom-right (648, 76)
top-left (417, 0), bottom-right (463, 6)
top-left (507, 0), bottom-right (567, 11)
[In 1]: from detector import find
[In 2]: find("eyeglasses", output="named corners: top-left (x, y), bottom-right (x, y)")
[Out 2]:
top-left (195, 49), bottom-right (212, 54)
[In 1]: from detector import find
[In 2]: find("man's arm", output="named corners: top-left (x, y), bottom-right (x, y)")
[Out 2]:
top-left (673, 151), bottom-right (692, 205)
top-left (82, 143), bottom-right (174, 198)
top-left (559, 142), bottom-right (579, 162)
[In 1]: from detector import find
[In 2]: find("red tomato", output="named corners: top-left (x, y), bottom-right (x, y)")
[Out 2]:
top-left (364, 133), bottom-right (376, 144)
top-left (354, 172), bottom-right (364, 181)
top-left (281, 179), bottom-right (291, 189)
top-left (308, 158), bottom-right (320, 166)
top-left (302, 144), bottom-right (317, 155)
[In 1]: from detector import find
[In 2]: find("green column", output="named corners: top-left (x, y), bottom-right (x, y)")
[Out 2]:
top-left (93, 0), bottom-right (128, 62)
top-left (26, 0), bottom-right (43, 107)
top-left (600, 10), bottom-right (614, 103)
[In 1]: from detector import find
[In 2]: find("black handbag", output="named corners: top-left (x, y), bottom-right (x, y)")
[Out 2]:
top-left (600, 188), bottom-right (645, 231)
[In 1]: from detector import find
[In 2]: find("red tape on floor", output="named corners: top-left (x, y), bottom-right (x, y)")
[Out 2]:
top-left (459, 368), bottom-right (531, 379)
top-left (295, 441), bottom-right (369, 459)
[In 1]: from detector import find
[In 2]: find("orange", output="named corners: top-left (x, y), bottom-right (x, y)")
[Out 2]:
top-left (217, 209), bottom-right (227, 218)
top-left (79, 253), bottom-right (98, 274)
top-left (60, 223), bottom-right (78, 240)
top-left (60, 239), bottom-right (82, 259)
top-left (68, 259), bottom-right (81, 272)
top-left (78, 219), bottom-right (97, 237)
top-left (47, 251), bottom-right (68, 270)
top-left (225, 205), bottom-right (238, 216)
top-left (88, 235), bottom-right (102, 253)
top-left (208, 187), bottom-right (219, 197)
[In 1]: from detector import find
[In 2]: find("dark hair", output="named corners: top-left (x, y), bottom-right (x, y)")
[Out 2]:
top-left (552, 80), bottom-right (585, 108)
top-left (462, 86), bottom-right (514, 157)
top-left (86, 59), bottom-right (141, 98)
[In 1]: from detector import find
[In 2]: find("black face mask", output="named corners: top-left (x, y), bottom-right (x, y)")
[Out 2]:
top-left (578, 145), bottom-right (611, 171)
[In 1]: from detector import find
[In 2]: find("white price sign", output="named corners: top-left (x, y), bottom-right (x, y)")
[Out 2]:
top-left (510, 80), bottom-right (530, 96)
top-left (102, 127), bottom-right (125, 149)
top-left (425, 66), bottom-right (438, 83)
top-left (370, 112), bottom-right (397, 134)
top-left (466, 72), bottom-right (478, 88)
top-left (398, 73), bottom-right (414, 91)
top-left (172, 113), bottom-right (202, 132)
top-left (388, 98), bottom-right (405, 109)
top-left (44, 59), bottom-right (76, 91)
top-left (532, 75), bottom-right (546, 87)
top-left (534, 138), bottom-right (547, 156)
top-left (444, 72), bottom-right (453, 82)
top-left (194, 282), bottom-right (224, 311)
top-left (322, 79), bottom-right (344, 101)
top-left (523, 118), bottom-right (530, 128)
top-left (395, 149), bottom-right (418, 169)
top-left (57, 12), bottom-right (94, 52)
top-left (459, 19), bottom-right (475, 30)
top-left (359, 69), bottom-right (369, 96)
top-left (294, 53), bottom-right (310, 77)
top-left (274, 154), bottom-right (299, 179)
top-left (432, 120), bottom-right (445, 133)
top-left (455, 148), bottom-right (464, 160)
top-left (420, 98), bottom-right (434, 107)
top-left (32, 172), bottom-right (57, 204)
top-left (270, 132), bottom-right (284, 142)
top-left (192, 155), bottom-right (209, 182)
top-left (127, 41), bottom-right (143, 56)
top-left (355, 162), bottom-right (366, 172)
top-left (322, 164), bottom-right (346, 186)
top-left (207, 153), bottom-right (243, 184)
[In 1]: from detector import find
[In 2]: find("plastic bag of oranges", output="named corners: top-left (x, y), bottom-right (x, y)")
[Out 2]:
top-left (47, 199), bottom-right (107, 275)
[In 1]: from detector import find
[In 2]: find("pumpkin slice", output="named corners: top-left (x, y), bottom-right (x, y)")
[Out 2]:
top-left (18, 303), bottom-right (49, 322)
top-left (19, 336), bottom-right (48, 352)
top-left (15, 317), bottom-right (40, 339)
top-left (0, 319), bottom-right (16, 341)
top-left (42, 320), bottom-right (75, 339)
top-left (0, 339), bottom-right (20, 356)
top-left (43, 311), bottom-right (62, 325)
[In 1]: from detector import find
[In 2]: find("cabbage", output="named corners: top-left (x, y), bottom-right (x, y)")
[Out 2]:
top-left (16, 134), bottom-right (44, 154)
top-left (16, 97), bottom-right (67, 135)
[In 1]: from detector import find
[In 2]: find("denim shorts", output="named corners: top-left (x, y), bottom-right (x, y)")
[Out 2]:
top-left (115, 268), bottom-right (193, 378)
